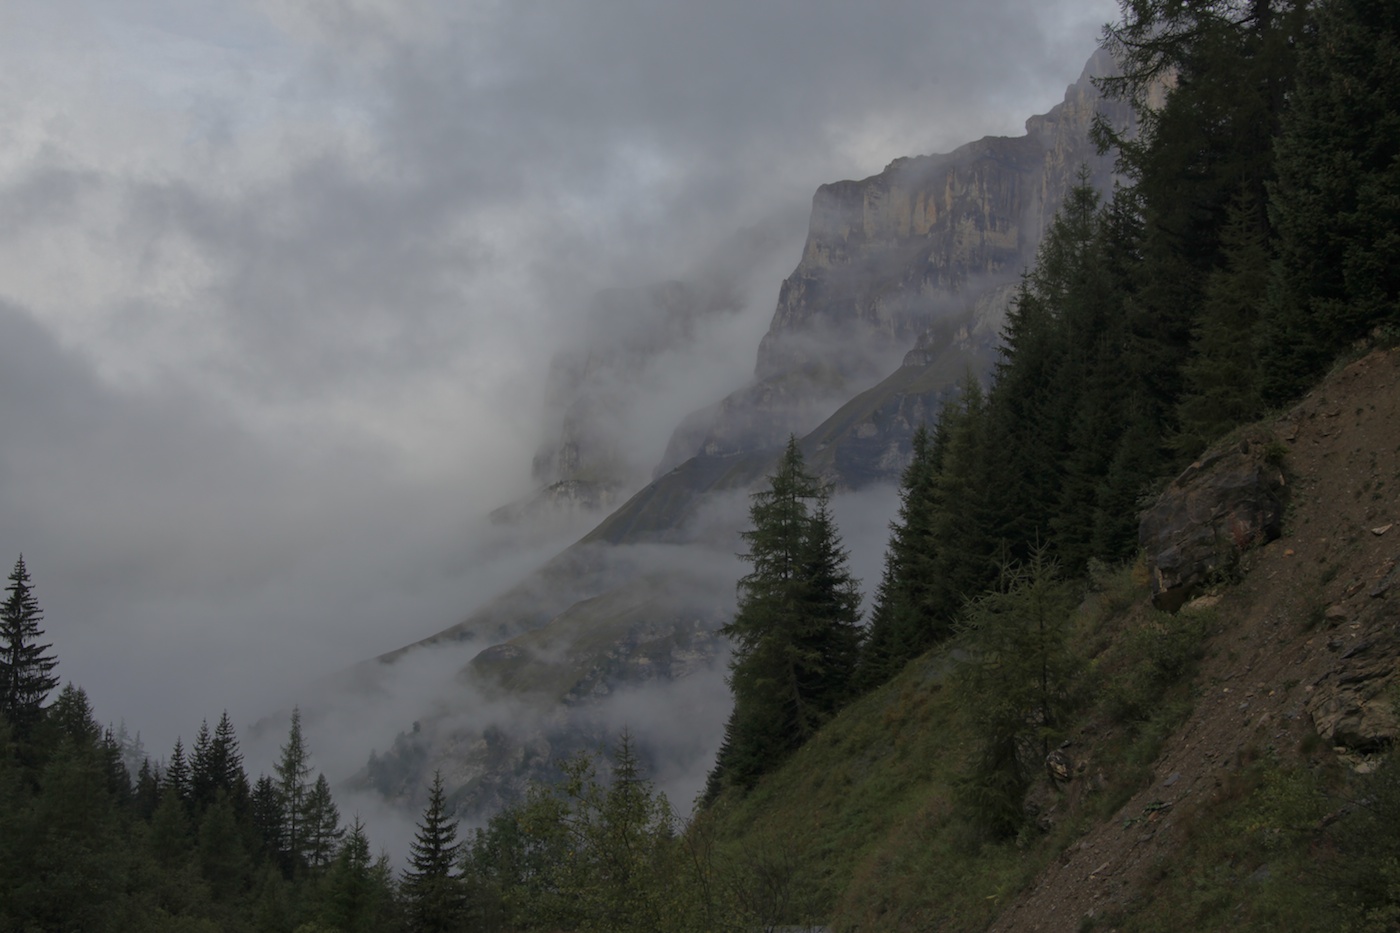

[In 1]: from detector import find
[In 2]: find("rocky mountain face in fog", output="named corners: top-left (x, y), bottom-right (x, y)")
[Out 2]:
top-left (491, 280), bottom-right (744, 522)
top-left (661, 48), bottom-right (1133, 471)
top-left (352, 51), bottom-right (1137, 819)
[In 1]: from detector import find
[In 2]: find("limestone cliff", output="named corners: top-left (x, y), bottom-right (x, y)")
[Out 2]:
top-left (660, 49), bottom-right (1134, 467)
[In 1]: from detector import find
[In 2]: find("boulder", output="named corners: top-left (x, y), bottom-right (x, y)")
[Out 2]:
top-left (1139, 430), bottom-right (1288, 611)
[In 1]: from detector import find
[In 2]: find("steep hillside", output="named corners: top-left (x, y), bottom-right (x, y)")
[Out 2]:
top-left (697, 346), bottom-right (1400, 932)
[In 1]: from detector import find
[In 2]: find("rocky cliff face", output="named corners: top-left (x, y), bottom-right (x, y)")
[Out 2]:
top-left (660, 50), bottom-right (1135, 466)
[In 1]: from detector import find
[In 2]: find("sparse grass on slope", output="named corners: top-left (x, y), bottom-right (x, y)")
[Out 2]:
top-left (701, 562), bottom-right (1221, 932)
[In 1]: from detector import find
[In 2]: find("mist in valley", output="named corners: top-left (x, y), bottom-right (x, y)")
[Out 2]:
top-left (0, 0), bottom-right (1117, 854)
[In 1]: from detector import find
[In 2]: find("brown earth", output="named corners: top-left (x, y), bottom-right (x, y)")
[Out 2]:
top-left (992, 346), bottom-right (1400, 933)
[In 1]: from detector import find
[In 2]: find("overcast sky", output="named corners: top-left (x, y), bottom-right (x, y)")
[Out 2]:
top-left (0, 0), bottom-right (1117, 777)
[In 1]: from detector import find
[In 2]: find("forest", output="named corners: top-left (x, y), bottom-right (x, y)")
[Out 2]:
top-left (3, 0), bottom-right (1399, 929)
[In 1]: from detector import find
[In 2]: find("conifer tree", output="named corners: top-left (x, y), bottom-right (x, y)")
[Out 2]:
top-left (955, 549), bottom-right (1080, 838)
top-left (164, 737), bottom-right (191, 804)
top-left (208, 710), bottom-right (249, 810)
top-left (857, 431), bottom-right (948, 693)
top-left (1261, 0), bottom-right (1400, 401)
top-left (0, 556), bottom-right (59, 736)
top-left (303, 772), bottom-right (345, 871)
top-left (403, 770), bottom-right (465, 932)
top-left (190, 719), bottom-right (214, 807)
top-left (249, 774), bottom-right (285, 865)
top-left (707, 437), bottom-right (862, 798)
top-left (275, 707), bottom-right (312, 875)
top-left (1176, 190), bottom-right (1271, 455)
top-left (320, 817), bottom-right (394, 933)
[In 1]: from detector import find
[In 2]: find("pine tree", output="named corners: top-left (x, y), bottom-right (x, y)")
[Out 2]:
top-left (0, 556), bottom-right (59, 736)
top-left (197, 791), bottom-right (251, 900)
top-left (403, 771), bottom-right (465, 932)
top-left (707, 437), bottom-right (862, 798)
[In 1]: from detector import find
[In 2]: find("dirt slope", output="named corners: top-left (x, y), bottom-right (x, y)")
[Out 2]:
top-left (992, 347), bottom-right (1400, 932)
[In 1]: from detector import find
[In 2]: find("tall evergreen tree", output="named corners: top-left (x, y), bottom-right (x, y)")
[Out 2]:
top-left (249, 774), bottom-right (286, 865)
top-left (303, 772), bottom-right (345, 871)
top-left (1176, 190), bottom-right (1272, 454)
top-left (164, 737), bottom-right (191, 805)
top-left (856, 425), bottom-right (941, 690)
top-left (1261, 0), bottom-right (1400, 401)
top-left (0, 556), bottom-right (59, 736)
top-left (274, 707), bottom-right (312, 875)
top-left (707, 437), bottom-right (862, 798)
top-left (320, 816), bottom-right (396, 933)
top-left (403, 770), bottom-right (465, 932)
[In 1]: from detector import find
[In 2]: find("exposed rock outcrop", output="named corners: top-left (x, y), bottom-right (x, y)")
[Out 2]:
top-left (662, 51), bottom-right (1135, 468)
top-left (1139, 430), bottom-right (1289, 611)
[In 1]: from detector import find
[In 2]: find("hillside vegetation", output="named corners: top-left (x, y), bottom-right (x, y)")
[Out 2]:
top-left (2, 0), bottom-right (1398, 930)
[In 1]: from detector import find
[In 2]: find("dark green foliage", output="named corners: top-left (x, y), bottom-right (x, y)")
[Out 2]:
top-left (1261, 0), bottom-right (1400, 401)
top-left (857, 425), bottom-right (942, 689)
top-left (462, 734), bottom-right (685, 933)
top-left (249, 774), bottom-right (285, 862)
top-left (954, 551), bottom-right (1080, 837)
top-left (402, 771), bottom-right (466, 932)
top-left (165, 736), bottom-right (192, 804)
top-left (1176, 191), bottom-right (1272, 455)
top-left (0, 556), bottom-right (59, 737)
top-left (319, 817), bottom-right (398, 933)
top-left (707, 437), bottom-right (862, 798)
top-left (275, 707), bottom-right (312, 876)
top-left (198, 791), bottom-right (251, 900)
top-left (303, 772), bottom-right (345, 871)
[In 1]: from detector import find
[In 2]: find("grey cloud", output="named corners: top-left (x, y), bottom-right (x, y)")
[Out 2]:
top-left (0, 0), bottom-right (1115, 855)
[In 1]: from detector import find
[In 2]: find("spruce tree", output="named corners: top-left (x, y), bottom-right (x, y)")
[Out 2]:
top-left (403, 770), bottom-right (465, 932)
top-left (0, 556), bottom-right (59, 736)
top-left (320, 817), bottom-right (394, 933)
top-left (707, 437), bottom-right (862, 797)
top-left (274, 707), bottom-right (312, 875)
top-left (1262, 0), bottom-right (1400, 401)
top-left (303, 772), bottom-right (345, 871)
top-left (858, 424), bottom-right (943, 691)
top-left (164, 737), bottom-right (191, 805)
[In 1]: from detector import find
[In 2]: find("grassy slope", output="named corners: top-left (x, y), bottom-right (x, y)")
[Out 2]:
top-left (701, 348), bottom-right (1400, 933)
top-left (702, 566), bottom-right (1198, 932)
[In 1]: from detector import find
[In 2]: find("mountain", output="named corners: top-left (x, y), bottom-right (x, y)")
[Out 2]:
top-left (349, 50), bottom-right (1139, 818)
